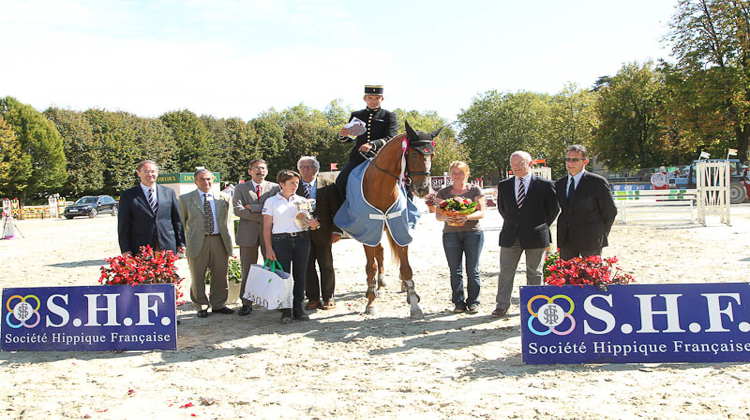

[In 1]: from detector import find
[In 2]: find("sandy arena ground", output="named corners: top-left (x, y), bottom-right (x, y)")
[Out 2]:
top-left (1, 204), bottom-right (750, 419)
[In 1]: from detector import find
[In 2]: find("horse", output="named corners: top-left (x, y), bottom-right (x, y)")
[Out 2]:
top-left (358, 121), bottom-right (443, 318)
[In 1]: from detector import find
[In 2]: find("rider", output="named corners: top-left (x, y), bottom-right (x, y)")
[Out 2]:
top-left (335, 85), bottom-right (398, 200)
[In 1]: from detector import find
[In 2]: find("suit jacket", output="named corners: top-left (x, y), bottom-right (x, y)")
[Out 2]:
top-left (497, 175), bottom-right (559, 249)
top-left (296, 176), bottom-right (342, 245)
top-left (178, 189), bottom-right (233, 259)
top-left (233, 180), bottom-right (280, 247)
top-left (554, 171), bottom-right (618, 251)
top-left (342, 108), bottom-right (398, 162)
top-left (117, 184), bottom-right (185, 255)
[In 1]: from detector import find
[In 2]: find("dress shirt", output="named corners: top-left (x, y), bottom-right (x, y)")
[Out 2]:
top-left (140, 183), bottom-right (157, 203)
top-left (567, 170), bottom-right (586, 198)
top-left (302, 179), bottom-right (317, 200)
top-left (514, 173), bottom-right (532, 198)
top-left (201, 191), bottom-right (219, 235)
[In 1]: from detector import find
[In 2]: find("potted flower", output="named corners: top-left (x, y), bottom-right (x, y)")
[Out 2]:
top-left (205, 256), bottom-right (243, 304)
top-left (543, 252), bottom-right (634, 291)
top-left (437, 196), bottom-right (478, 226)
top-left (425, 193), bottom-right (438, 213)
top-left (99, 245), bottom-right (184, 300)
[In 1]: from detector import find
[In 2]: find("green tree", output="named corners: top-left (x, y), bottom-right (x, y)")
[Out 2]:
top-left (44, 108), bottom-right (104, 196)
top-left (201, 116), bottom-right (259, 184)
top-left (0, 97), bottom-right (67, 200)
top-left (665, 0), bottom-right (750, 161)
top-left (160, 110), bottom-right (215, 172)
top-left (84, 109), bottom-right (143, 194)
top-left (545, 83), bottom-right (599, 176)
top-left (457, 90), bottom-right (551, 178)
top-left (593, 62), bottom-right (665, 170)
top-left (0, 117), bottom-right (32, 197)
top-left (250, 109), bottom-right (286, 179)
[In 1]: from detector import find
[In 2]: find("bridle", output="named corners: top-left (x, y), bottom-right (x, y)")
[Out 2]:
top-left (368, 138), bottom-right (431, 186)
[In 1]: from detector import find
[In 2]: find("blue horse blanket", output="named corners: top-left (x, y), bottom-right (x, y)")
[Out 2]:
top-left (334, 161), bottom-right (421, 247)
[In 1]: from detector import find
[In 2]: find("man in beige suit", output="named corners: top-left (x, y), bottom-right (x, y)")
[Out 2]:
top-left (233, 159), bottom-right (280, 316)
top-left (179, 168), bottom-right (235, 318)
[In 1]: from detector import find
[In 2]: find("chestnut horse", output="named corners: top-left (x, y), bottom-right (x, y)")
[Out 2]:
top-left (361, 121), bottom-right (442, 318)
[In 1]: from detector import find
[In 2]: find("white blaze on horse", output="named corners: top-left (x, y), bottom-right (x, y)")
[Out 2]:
top-left (334, 121), bottom-right (443, 318)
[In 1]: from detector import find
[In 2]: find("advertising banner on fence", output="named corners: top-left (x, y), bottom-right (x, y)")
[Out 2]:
top-left (521, 283), bottom-right (750, 364)
top-left (2, 284), bottom-right (177, 351)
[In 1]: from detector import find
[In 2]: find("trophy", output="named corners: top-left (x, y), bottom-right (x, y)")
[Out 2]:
top-left (293, 198), bottom-right (317, 230)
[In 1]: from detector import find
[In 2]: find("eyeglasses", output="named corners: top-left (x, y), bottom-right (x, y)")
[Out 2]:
top-left (299, 165), bottom-right (316, 169)
top-left (565, 158), bottom-right (584, 163)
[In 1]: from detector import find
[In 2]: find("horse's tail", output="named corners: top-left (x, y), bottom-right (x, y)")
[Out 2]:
top-left (385, 228), bottom-right (402, 267)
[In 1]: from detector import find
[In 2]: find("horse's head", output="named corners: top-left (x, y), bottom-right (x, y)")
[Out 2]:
top-left (404, 120), bottom-right (443, 198)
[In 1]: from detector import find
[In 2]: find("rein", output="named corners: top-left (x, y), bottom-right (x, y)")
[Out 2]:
top-left (369, 138), bottom-right (431, 186)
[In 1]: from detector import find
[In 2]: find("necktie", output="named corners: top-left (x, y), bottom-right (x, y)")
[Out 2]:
top-left (517, 179), bottom-right (525, 208)
top-left (568, 178), bottom-right (575, 202)
top-left (256, 184), bottom-right (262, 199)
top-left (148, 188), bottom-right (158, 214)
top-left (203, 193), bottom-right (215, 235)
top-left (302, 183), bottom-right (311, 199)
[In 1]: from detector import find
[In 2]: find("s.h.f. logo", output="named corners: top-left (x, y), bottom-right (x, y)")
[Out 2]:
top-left (5, 294), bottom-right (41, 328)
top-left (527, 294), bottom-right (576, 336)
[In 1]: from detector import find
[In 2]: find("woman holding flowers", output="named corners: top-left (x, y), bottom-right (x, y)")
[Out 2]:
top-left (435, 161), bottom-right (486, 314)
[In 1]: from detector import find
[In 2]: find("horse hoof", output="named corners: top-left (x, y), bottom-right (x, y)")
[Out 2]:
top-left (365, 305), bottom-right (378, 315)
top-left (406, 293), bottom-right (421, 304)
top-left (410, 309), bottom-right (424, 319)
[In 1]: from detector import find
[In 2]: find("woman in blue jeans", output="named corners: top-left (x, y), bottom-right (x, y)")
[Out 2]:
top-left (263, 170), bottom-right (320, 323)
top-left (435, 161), bottom-right (486, 314)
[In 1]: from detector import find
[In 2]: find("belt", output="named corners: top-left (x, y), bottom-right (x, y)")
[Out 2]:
top-left (205, 233), bottom-right (220, 237)
top-left (273, 231), bottom-right (307, 238)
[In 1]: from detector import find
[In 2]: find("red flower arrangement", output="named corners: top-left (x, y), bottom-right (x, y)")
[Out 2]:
top-left (437, 196), bottom-right (477, 226)
top-left (544, 254), bottom-right (634, 290)
top-left (99, 245), bottom-right (184, 300)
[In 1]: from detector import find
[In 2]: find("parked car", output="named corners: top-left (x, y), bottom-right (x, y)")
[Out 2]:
top-left (64, 195), bottom-right (118, 219)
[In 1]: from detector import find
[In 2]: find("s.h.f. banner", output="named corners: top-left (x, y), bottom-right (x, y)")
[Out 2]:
top-left (521, 283), bottom-right (750, 364)
top-left (2, 284), bottom-right (177, 351)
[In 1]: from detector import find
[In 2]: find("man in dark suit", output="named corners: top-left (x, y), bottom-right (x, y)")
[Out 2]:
top-left (335, 84), bottom-right (398, 199)
top-left (179, 168), bottom-right (235, 318)
top-left (233, 159), bottom-right (280, 316)
top-left (493, 151), bottom-right (559, 317)
top-left (555, 144), bottom-right (617, 261)
top-left (118, 160), bottom-right (185, 257)
top-left (296, 156), bottom-right (343, 311)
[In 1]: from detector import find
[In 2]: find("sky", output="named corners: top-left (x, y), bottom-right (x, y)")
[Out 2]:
top-left (1, 0), bottom-right (678, 125)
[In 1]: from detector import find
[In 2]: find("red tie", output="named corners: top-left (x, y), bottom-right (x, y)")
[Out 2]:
top-left (256, 184), bottom-right (261, 199)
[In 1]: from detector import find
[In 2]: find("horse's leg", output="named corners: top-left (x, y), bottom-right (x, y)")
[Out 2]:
top-left (394, 243), bottom-right (423, 319)
top-left (375, 242), bottom-right (386, 289)
top-left (364, 245), bottom-right (380, 314)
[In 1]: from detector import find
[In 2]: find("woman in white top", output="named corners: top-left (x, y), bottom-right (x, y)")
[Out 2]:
top-left (263, 170), bottom-right (320, 323)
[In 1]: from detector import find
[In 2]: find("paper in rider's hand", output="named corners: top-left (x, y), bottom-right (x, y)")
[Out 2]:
top-left (345, 117), bottom-right (367, 138)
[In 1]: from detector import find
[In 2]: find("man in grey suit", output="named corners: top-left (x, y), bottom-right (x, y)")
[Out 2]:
top-left (179, 168), bottom-right (235, 318)
top-left (233, 159), bottom-right (280, 316)
top-left (493, 151), bottom-right (559, 317)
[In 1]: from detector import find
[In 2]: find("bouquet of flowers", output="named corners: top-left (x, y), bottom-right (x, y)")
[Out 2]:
top-left (425, 193), bottom-right (437, 207)
top-left (543, 254), bottom-right (634, 291)
top-left (99, 245), bottom-right (184, 299)
top-left (438, 196), bottom-right (477, 226)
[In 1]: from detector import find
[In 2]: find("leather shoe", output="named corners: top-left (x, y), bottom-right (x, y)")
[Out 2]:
top-left (280, 309), bottom-right (293, 324)
top-left (213, 306), bottom-right (235, 315)
top-left (238, 304), bottom-right (253, 316)
top-left (196, 309), bottom-right (209, 318)
top-left (322, 299), bottom-right (335, 310)
top-left (491, 308), bottom-right (508, 318)
top-left (305, 300), bottom-right (321, 310)
top-left (293, 309), bottom-right (310, 321)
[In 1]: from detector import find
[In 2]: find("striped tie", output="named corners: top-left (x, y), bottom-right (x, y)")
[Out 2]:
top-left (148, 188), bottom-right (158, 214)
top-left (302, 183), bottom-right (311, 199)
top-left (517, 179), bottom-right (525, 208)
